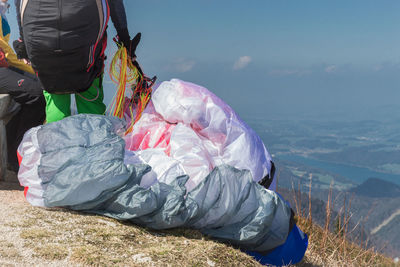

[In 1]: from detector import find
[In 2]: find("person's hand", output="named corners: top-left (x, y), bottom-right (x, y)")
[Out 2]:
top-left (128, 33), bottom-right (141, 61)
top-left (118, 30), bottom-right (141, 61)
top-left (22, 58), bottom-right (31, 65)
top-left (13, 39), bottom-right (28, 60)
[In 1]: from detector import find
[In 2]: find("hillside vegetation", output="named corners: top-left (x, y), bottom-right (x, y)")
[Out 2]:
top-left (295, 216), bottom-right (395, 266)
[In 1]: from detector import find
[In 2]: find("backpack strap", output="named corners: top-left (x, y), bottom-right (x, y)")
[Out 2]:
top-left (88, 0), bottom-right (110, 71)
top-left (19, 0), bottom-right (29, 25)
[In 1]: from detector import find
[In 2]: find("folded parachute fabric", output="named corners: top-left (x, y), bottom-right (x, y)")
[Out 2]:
top-left (18, 79), bottom-right (307, 266)
top-left (124, 79), bottom-right (276, 192)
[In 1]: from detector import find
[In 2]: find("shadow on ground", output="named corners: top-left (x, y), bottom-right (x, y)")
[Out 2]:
top-left (0, 170), bottom-right (22, 191)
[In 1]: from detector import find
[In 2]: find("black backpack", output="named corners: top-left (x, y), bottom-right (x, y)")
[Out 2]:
top-left (20, 0), bottom-right (109, 94)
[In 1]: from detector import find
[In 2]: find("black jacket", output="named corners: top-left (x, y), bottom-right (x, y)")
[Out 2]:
top-left (14, 0), bottom-right (131, 42)
top-left (13, 0), bottom-right (132, 93)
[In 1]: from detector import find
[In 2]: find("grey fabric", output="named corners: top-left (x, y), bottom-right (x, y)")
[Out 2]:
top-left (38, 114), bottom-right (292, 253)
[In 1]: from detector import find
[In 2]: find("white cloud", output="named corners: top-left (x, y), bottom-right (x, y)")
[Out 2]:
top-left (373, 62), bottom-right (400, 72)
top-left (373, 64), bottom-right (383, 72)
top-left (233, 56), bottom-right (252, 70)
top-left (325, 65), bottom-right (337, 73)
top-left (169, 58), bottom-right (196, 73)
top-left (269, 69), bottom-right (312, 77)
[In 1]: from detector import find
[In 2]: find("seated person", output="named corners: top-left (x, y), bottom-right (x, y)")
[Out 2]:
top-left (0, 2), bottom-right (45, 173)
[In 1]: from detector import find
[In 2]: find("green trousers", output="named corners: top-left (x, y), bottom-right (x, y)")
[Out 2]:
top-left (44, 77), bottom-right (106, 123)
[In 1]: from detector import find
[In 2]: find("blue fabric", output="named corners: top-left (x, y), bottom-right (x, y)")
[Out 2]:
top-left (1, 16), bottom-right (10, 37)
top-left (245, 224), bottom-right (308, 266)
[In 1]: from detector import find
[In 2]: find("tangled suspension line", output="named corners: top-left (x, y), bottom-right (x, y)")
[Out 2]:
top-left (107, 43), bottom-right (156, 135)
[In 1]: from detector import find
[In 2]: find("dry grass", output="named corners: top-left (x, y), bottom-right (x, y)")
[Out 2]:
top-left (1, 177), bottom-right (397, 266)
top-left (11, 206), bottom-right (261, 266)
top-left (0, 240), bottom-right (22, 260)
top-left (296, 216), bottom-right (395, 267)
top-left (14, 199), bottom-right (395, 267)
top-left (292, 177), bottom-right (395, 267)
top-left (0, 181), bottom-right (263, 266)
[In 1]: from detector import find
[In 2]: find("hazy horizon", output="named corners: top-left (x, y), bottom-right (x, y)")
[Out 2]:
top-left (6, 0), bottom-right (400, 121)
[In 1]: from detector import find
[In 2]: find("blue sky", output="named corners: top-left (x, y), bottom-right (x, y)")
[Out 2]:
top-left (6, 0), bottom-right (400, 120)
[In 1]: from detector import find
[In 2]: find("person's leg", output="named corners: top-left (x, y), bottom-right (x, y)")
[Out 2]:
top-left (43, 91), bottom-right (71, 123)
top-left (6, 96), bottom-right (45, 171)
top-left (0, 67), bottom-right (45, 171)
top-left (75, 76), bottom-right (106, 115)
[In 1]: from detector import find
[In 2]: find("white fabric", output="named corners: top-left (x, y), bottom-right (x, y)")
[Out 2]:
top-left (124, 149), bottom-right (186, 188)
top-left (18, 79), bottom-right (275, 207)
top-left (124, 79), bottom-right (274, 192)
top-left (17, 127), bottom-right (45, 207)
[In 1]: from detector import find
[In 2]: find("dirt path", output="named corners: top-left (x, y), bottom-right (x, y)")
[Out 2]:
top-left (370, 208), bottom-right (400, 235)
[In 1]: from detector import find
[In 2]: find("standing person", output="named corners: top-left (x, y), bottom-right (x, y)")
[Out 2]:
top-left (0, 1), bottom-right (45, 173)
top-left (14, 0), bottom-right (140, 123)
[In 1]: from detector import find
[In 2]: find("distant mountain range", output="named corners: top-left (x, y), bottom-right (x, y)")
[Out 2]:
top-left (349, 177), bottom-right (400, 198)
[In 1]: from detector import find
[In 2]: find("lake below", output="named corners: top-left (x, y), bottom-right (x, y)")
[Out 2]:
top-left (278, 154), bottom-right (400, 186)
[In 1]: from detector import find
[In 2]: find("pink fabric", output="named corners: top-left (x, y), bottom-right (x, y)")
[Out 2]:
top-left (123, 79), bottom-right (273, 192)
top-left (124, 102), bottom-right (176, 156)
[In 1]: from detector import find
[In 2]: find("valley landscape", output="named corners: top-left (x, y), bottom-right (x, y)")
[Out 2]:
top-left (246, 113), bottom-right (400, 260)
